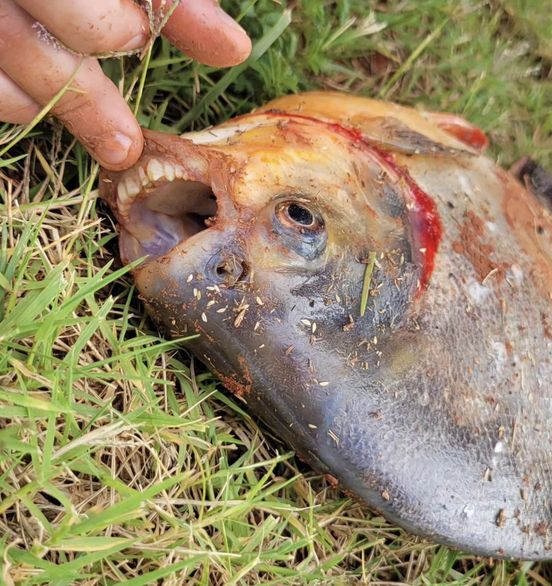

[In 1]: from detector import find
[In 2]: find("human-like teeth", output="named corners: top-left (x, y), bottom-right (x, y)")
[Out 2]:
top-left (137, 165), bottom-right (147, 185)
top-left (117, 158), bottom-right (187, 212)
top-left (145, 159), bottom-right (162, 182)
top-left (163, 162), bottom-right (175, 182)
top-left (117, 176), bottom-right (141, 202)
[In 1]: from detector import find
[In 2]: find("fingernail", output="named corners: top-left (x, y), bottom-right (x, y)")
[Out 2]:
top-left (120, 31), bottom-right (148, 51)
top-left (97, 131), bottom-right (135, 168)
top-left (211, 6), bottom-right (252, 64)
top-left (215, 8), bottom-right (248, 36)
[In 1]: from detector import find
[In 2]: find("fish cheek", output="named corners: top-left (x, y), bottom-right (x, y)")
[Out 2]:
top-left (274, 224), bottom-right (327, 261)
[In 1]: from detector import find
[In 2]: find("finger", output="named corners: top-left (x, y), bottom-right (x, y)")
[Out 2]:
top-left (154, 0), bottom-right (251, 67)
top-left (13, 0), bottom-right (149, 54)
top-left (0, 69), bottom-right (40, 124)
top-left (0, 0), bottom-right (143, 170)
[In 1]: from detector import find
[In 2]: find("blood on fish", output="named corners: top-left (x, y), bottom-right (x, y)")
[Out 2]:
top-left (427, 113), bottom-right (489, 152)
top-left (371, 146), bottom-right (442, 293)
top-left (264, 111), bottom-right (443, 292)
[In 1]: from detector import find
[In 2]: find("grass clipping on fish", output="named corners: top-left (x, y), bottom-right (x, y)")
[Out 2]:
top-left (360, 251), bottom-right (377, 317)
top-left (1, 0), bottom-right (551, 584)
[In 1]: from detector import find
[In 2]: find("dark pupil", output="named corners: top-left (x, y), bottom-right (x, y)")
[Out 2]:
top-left (287, 204), bottom-right (313, 226)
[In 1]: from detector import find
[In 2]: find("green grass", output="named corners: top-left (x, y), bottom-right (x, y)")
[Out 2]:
top-left (1, 0), bottom-right (551, 583)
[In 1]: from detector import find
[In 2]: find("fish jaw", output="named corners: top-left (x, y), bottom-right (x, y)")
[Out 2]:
top-left (99, 130), bottom-right (241, 266)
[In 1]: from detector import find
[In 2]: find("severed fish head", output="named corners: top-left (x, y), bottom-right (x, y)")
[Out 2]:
top-left (100, 92), bottom-right (552, 560)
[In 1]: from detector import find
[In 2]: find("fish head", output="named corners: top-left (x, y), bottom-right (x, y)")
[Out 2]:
top-left (99, 105), bottom-right (430, 403)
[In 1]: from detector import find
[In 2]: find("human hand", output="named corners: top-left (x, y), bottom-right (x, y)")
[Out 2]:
top-left (0, 0), bottom-right (251, 170)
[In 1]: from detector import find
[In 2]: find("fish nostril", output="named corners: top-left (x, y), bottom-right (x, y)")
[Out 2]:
top-left (211, 254), bottom-right (246, 286)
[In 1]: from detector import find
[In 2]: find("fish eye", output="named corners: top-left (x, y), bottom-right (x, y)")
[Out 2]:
top-left (286, 203), bottom-right (314, 226)
top-left (276, 201), bottom-right (323, 232)
top-left (272, 199), bottom-right (326, 259)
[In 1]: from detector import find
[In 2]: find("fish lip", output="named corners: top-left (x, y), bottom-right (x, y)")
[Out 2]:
top-left (99, 131), bottom-right (233, 266)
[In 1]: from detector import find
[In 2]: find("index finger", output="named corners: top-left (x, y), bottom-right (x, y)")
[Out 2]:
top-left (155, 0), bottom-right (251, 67)
top-left (0, 0), bottom-right (143, 170)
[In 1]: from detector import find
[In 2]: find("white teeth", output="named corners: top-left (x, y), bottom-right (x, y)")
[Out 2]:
top-left (125, 177), bottom-right (141, 198)
top-left (163, 162), bottom-right (175, 182)
top-left (117, 176), bottom-right (140, 203)
top-left (137, 165), bottom-right (147, 186)
top-left (117, 158), bottom-right (189, 214)
top-left (117, 181), bottom-right (128, 202)
top-left (146, 159), bottom-right (164, 182)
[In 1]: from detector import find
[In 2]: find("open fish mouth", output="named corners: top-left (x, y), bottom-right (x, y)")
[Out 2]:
top-left (111, 155), bottom-right (219, 264)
